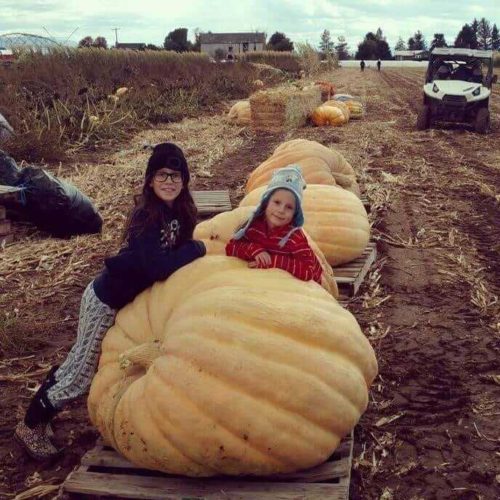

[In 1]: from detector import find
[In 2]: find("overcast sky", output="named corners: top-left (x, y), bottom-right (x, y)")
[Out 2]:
top-left (2, 0), bottom-right (498, 52)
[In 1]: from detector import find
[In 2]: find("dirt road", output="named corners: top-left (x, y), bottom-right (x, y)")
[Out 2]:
top-left (0, 68), bottom-right (498, 499)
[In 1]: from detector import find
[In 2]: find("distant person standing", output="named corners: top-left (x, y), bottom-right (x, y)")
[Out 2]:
top-left (360, 59), bottom-right (365, 72)
top-left (377, 59), bottom-right (381, 71)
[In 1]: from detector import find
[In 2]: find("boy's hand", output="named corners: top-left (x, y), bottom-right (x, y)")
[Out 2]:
top-left (250, 251), bottom-right (272, 268)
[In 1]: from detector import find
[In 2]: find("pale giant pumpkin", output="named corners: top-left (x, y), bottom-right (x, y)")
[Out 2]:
top-left (88, 256), bottom-right (378, 477)
top-left (311, 105), bottom-right (346, 127)
top-left (345, 100), bottom-right (363, 119)
top-left (323, 100), bottom-right (350, 122)
top-left (246, 153), bottom-right (336, 194)
top-left (240, 184), bottom-right (370, 266)
top-left (227, 100), bottom-right (251, 125)
top-left (265, 139), bottom-right (357, 193)
top-left (194, 205), bottom-right (339, 298)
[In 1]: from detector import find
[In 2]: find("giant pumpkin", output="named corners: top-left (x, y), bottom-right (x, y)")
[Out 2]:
top-left (88, 256), bottom-right (378, 477)
top-left (272, 139), bottom-right (356, 190)
top-left (311, 105), bottom-right (346, 127)
top-left (240, 185), bottom-right (369, 266)
top-left (194, 205), bottom-right (339, 298)
top-left (323, 100), bottom-right (350, 122)
top-left (246, 153), bottom-right (336, 194)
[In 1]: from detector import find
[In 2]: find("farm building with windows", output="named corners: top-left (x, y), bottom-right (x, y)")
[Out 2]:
top-left (394, 50), bottom-right (429, 61)
top-left (200, 32), bottom-right (266, 60)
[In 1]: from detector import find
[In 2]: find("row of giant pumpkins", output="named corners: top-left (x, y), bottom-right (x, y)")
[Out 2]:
top-left (87, 139), bottom-right (378, 478)
top-left (227, 79), bottom-right (364, 128)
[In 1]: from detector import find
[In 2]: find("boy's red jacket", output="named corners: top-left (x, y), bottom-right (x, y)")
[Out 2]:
top-left (225, 215), bottom-right (323, 284)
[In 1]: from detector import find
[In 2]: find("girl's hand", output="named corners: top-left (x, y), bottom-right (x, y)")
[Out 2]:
top-left (252, 251), bottom-right (272, 268)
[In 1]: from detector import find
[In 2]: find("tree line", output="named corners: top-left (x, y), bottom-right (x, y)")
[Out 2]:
top-left (78, 16), bottom-right (499, 59)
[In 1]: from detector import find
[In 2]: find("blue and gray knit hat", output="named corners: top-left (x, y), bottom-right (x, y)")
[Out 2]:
top-left (234, 165), bottom-right (306, 245)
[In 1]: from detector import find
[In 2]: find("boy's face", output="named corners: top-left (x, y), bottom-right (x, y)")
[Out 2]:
top-left (265, 189), bottom-right (296, 230)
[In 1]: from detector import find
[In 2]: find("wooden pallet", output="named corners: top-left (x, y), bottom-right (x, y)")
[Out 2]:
top-left (334, 241), bottom-right (377, 299)
top-left (360, 196), bottom-right (370, 213)
top-left (0, 186), bottom-right (19, 246)
top-left (63, 432), bottom-right (353, 499)
top-left (0, 184), bottom-right (23, 203)
top-left (192, 190), bottom-right (232, 217)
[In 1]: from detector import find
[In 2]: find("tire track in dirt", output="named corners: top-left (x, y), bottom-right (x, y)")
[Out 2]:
top-left (376, 71), bottom-right (500, 287)
top-left (350, 69), bottom-right (499, 500)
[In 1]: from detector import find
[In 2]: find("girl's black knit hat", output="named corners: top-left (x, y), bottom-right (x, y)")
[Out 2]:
top-left (146, 142), bottom-right (190, 184)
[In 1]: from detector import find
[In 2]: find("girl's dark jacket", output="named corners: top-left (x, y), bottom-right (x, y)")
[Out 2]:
top-left (93, 208), bottom-right (205, 309)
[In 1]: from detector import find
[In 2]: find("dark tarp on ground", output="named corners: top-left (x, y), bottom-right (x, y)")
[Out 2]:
top-left (0, 151), bottom-right (102, 237)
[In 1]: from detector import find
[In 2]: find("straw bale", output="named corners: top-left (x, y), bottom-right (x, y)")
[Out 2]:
top-left (250, 86), bottom-right (321, 133)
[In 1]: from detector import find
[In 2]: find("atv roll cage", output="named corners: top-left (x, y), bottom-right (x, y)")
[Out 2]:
top-left (425, 48), bottom-right (495, 87)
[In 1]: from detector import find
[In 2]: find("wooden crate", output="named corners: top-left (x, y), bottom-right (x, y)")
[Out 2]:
top-left (334, 241), bottom-right (377, 299)
top-left (192, 190), bottom-right (232, 217)
top-left (63, 432), bottom-right (353, 499)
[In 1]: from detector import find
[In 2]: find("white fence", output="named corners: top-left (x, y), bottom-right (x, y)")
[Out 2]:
top-left (338, 60), bottom-right (428, 69)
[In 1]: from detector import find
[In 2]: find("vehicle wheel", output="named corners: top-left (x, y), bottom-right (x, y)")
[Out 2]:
top-left (474, 108), bottom-right (490, 134)
top-left (416, 105), bottom-right (430, 130)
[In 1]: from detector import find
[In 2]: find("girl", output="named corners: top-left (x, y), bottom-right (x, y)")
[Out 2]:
top-left (15, 142), bottom-right (206, 459)
top-left (226, 165), bottom-right (323, 284)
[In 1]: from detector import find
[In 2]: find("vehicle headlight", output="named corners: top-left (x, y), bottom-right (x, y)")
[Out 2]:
top-left (432, 83), bottom-right (439, 93)
top-left (472, 87), bottom-right (480, 96)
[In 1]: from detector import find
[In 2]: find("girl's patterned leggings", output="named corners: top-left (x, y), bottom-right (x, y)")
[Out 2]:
top-left (46, 281), bottom-right (116, 409)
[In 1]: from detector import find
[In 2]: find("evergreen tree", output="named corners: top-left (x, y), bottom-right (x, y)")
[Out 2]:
top-left (430, 33), bottom-right (447, 51)
top-left (267, 32), bottom-right (294, 51)
top-left (455, 24), bottom-right (478, 49)
top-left (394, 37), bottom-right (406, 51)
top-left (477, 18), bottom-right (492, 49)
top-left (471, 18), bottom-right (479, 40)
top-left (408, 30), bottom-right (427, 50)
top-left (335, 36), bottom-right (349, 60)
top-left (319, 29), bottom-right (333, 54)
top-left (492, 24), bottom-right (500, 51)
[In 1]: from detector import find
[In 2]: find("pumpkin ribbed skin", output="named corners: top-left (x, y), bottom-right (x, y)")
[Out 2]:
top-left (246, 140), bottom-right (356, 194)
top-left (194, 206), bottom-right (339, 298)
top-left (246, 152), bottom-right (336, 194)
top-left (88, 256), bottom-right (378, 477)
top-left (274, 140), bottom-right (355, 179)
top-left (311, 105), bottom-right (346, 127)
top-left (241, 185), bottom-right (370, 266)
top-left (323, 100), bottom-right (350, 121)
top-left (227, 101), bottom-right (251, 125)
top-left (345, 100), bottom-right (363, 119)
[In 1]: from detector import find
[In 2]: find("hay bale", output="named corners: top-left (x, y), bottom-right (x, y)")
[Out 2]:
top-left (250, 86), bottom-right (321, 133)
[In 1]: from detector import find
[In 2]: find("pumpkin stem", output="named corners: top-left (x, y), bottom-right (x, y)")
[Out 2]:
top-left (119, 340), bottom-right (162, 370)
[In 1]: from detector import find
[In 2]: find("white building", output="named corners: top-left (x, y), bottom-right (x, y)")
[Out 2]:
top-left (200, 32), bottom-right (266, 60)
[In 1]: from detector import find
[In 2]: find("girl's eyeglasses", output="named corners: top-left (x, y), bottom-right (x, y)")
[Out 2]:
top-left (154, 171), bottom-right (183, 183)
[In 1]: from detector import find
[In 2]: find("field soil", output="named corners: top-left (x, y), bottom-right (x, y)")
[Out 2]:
top-left (1, 68), bottom-right (499, 499)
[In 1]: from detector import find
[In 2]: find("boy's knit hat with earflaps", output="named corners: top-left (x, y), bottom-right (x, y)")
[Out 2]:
top-left (234, 165), bottom-right (307, 246)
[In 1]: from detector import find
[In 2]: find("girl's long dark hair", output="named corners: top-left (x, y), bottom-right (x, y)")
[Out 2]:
top-left (121, 175), bottom-right (197, 244)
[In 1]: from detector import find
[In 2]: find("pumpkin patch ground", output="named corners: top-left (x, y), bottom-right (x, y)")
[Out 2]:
top-left (1, 68), bottom-right (499, 499)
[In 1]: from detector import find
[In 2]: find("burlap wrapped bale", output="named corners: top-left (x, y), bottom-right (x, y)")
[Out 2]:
top-left (250, 86), bottom-right (321, 133)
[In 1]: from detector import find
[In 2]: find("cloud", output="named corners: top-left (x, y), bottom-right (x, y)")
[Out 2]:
top-left (2, 0), bottom-right (498, 51)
